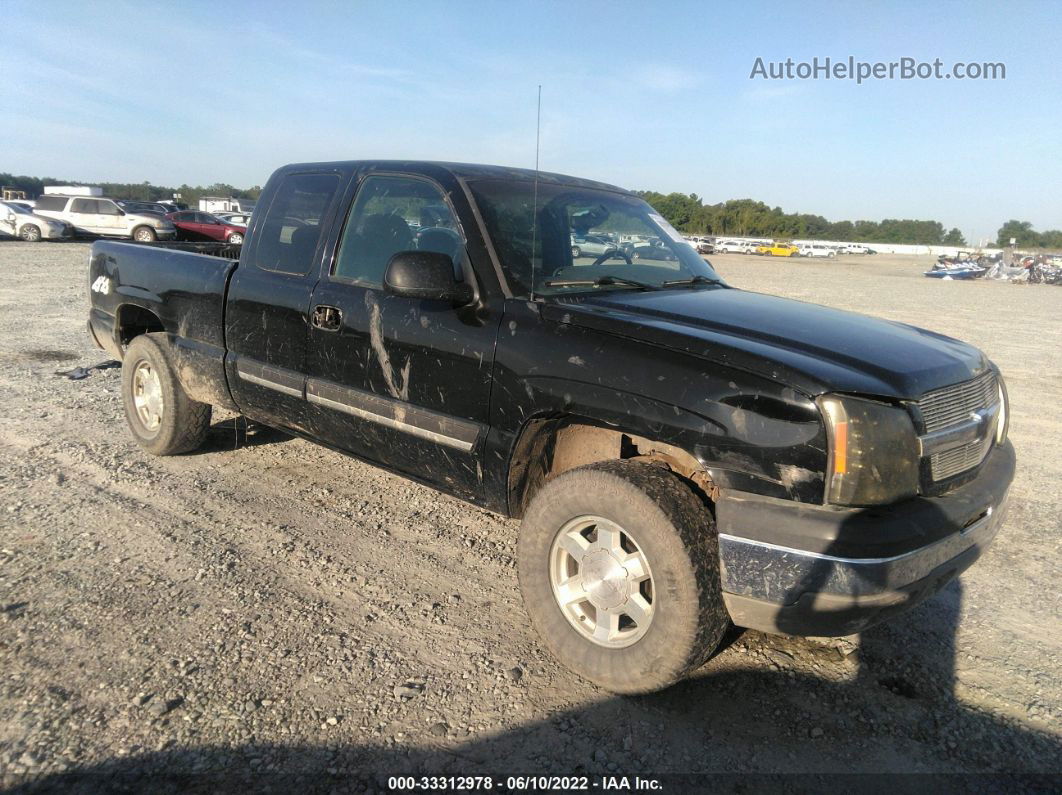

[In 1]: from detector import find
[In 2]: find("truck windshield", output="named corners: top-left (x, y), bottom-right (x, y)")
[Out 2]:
top-left (467, 179), bottom-right (724, 297)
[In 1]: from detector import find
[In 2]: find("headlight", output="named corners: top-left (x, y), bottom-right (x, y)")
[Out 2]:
top-left (995, 378), bottom-right (1009, 445)
top-left (817, 394), bottom-right (921, 506)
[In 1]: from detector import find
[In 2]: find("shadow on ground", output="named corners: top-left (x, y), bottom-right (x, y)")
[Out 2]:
top-left (194, 418), bottom-right (292, 454)
top-left (11, 588), bottom-right (1060, 793)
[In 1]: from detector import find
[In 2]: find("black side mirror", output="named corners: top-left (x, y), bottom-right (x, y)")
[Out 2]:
top-left (384, 251), bottom-right (474, 305)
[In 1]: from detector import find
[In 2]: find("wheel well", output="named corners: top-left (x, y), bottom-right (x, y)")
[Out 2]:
top-left (507, 418), bottom-right (716, 517)
top-left (117, 305), bottom-right (164, 347)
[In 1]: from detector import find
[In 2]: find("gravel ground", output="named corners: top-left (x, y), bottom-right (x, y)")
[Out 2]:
top-left (0, 242), bottom-right (1059, 790)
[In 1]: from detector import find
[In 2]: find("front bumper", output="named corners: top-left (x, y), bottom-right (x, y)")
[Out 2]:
top-left (717, 441), bottom-right (1015, 637)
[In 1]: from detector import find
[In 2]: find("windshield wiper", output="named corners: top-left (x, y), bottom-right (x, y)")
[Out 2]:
top-left (661, 275), bottom-right (726, 288)
top-left (544, 275), bottom-right (660, 291)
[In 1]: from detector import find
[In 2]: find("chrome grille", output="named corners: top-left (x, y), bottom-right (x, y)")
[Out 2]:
top-left (918, 371), bottom-right (998, 434)
top-left (930, 437), bottom-right (993, 480)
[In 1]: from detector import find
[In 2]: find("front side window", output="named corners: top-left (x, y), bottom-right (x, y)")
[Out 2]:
top-left (254, 173), bottom-right (341, 275)
top-left (97, 200), bottom-right (121, 216)
top-left (332, 175), bottom-right (465, 286)
top-left (467, 179), bottom-right (722, 297)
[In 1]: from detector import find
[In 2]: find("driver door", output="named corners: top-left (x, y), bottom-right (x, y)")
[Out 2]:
top-left (304, 172), bottom-right (497, 499)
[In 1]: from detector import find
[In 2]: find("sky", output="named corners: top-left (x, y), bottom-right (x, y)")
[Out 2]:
top-left (3, 0), bottom-right (1059, 244)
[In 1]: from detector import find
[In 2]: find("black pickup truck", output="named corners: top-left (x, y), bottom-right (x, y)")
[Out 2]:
top-left (88, 161), bottom-right (1014, 693)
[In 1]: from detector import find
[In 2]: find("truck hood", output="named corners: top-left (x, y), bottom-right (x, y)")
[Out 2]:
top-left (545, 287), bottom-right (990, 399)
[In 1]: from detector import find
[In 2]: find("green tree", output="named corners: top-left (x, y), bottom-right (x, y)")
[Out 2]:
top-left (942, 228), bottom-right (967, 246)
top-left (996, 220), bottom-right (1040, 247)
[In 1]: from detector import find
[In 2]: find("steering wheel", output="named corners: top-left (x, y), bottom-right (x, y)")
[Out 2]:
top-left (592, 248), bottom-right (633, 266)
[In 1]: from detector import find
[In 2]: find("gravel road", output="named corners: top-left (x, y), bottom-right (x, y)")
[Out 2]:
top-left (0, 242), bottom-right (1059, 790)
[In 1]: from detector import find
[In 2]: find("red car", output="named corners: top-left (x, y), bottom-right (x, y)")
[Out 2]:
top-left (166, 211), bottom-right (246, 244)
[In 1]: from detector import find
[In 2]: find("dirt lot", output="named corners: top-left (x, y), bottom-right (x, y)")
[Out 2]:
top-left (0, 242), bottom-right (1059, 789)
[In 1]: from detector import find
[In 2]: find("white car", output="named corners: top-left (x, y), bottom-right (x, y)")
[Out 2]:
top-left (798, 243), bottom-right (837, 258)
top-left (717, 240), bottom-right (758, 254)
top-left (570, 234), bottom-right (617, 259)
top-left (216, 211), bottom-right (254, 226)
top-left (840, 243), bottom-right (870, 254)
top-left (34, 195), bottom-right (176, 241)
top-left (0, 200), bottom-right (74, 242)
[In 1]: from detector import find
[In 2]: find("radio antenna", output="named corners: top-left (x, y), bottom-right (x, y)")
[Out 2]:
top-left (530, 84), bottom-right (541, 300)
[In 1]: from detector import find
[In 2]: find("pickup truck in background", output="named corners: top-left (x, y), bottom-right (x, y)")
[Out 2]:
top-left (87, 160), bottom-right (1014, 694)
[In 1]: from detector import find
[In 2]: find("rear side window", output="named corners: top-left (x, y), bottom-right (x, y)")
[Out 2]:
top-left (254, 173), bottom-right (341, 275)
top-left (71, 199), bottom-right (98, 214)
top-left (35, 196), bottom-right (67, 212)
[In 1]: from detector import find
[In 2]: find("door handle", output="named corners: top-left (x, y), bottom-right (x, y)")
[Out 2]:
top-left (311, 305), bottom-right (343, 331)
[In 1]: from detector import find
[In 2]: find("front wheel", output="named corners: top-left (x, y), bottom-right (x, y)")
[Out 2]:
top-left (571, 246), bottom-right (582, 259)
top-left (132, 226), bottom-right (157, 242)
top-left (517, 460), bottom-right (729, 694)
top-left (20, 224), bottom-right (42, 242)
top-left (121, 334), bottom-right (211, 455)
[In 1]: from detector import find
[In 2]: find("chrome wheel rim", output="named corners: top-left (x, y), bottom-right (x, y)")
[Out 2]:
top-left (131, 361), bottom-right (163, 431)
top-left (135, 229), bottom-right (152, 241)
top-left (230, 234), bottom-right (243, 244)
top-left (549, 515), bottom-right (655, 648)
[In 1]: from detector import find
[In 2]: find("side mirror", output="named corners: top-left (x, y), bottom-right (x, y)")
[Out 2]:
top-left (383, 251), bottom-right (474, 305)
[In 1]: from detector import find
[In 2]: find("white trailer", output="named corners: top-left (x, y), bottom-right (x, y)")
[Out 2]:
top-left (199, 196), bottom-right (256, 214)
top-left (44, 185), bottom-right (102, 197)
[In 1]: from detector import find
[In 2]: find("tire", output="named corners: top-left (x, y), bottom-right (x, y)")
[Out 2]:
top-left (132, 226), bottom-right (157, 242)
top-left (227, 232), bottom-right (244, 245)
top-left (571, 246), bottom-right (582, 258)
top-left (121, 333), bottom-right (211, 456)
top-left (517, 460), bottom-right (729, 694)
top-left (19, 224), bottom-right (42, 242)
top-left (828, 251), bottom-right (836, 258)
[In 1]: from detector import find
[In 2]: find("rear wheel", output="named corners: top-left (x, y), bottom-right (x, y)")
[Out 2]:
top-left (571, 246), bottom-right (582, 259)
top-left (121, 334), bottom-right (211, 455)
top-left (19, 224), bottom-right (41, 242)
top-left (132, 226), bottom-right (157, 242)
top-left (227, 232), bottom-right (244, 245)
top-left (518, 460), bottom-right (729, 694)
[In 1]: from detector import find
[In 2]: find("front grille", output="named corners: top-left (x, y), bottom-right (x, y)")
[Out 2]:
top-left (918, 371), bottom-right (999, 482)
top-left (918, 371), bottom-right (998, 433)
top-left (930, 437), bottom-right (993, 480)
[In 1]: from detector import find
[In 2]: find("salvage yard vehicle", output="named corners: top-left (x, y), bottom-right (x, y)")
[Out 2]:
top-left (88, 160), bottom-right (1015, 694)
top-left (755, 241), bottom-right (799, 257)
top-left (570, 234), bottom-right (617, 259)
top-left (166, 210), bottom-right (247, 244)
top-left (0, 200), bottom-right (73, 241)
top-left (799, 242), bottom-right (837, 258)
top-left (35, 195), bottom-right (176, 241)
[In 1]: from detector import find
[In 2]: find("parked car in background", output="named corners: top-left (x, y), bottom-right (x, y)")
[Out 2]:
top-left (215, 211), bottom-right (254, 226)
top-left (755, 242), bottom-right (800, 257)
top-left (0, 200), bottom-right (74, 241)
top-left (570, 234), bottom-right (617, 259)
top-left (799, 243), bottom-right (837, 258)
top-left (841, 243), bottom-right (871, 254)
top-left (630, 243), bottom-right (678, 261)
top-left (166, 210), bottom-right (247, 244)
top-left (34, 195), bottom-right (175, 241)
top-left (117, 200), bottom-right (173, 217)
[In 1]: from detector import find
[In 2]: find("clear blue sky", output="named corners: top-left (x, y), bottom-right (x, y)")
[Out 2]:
top-left (4, 0), bottom-right (1059, 243)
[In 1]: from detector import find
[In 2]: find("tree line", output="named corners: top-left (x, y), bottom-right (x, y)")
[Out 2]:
top-left (635, 191), bottom-right (968, 246)
top-left (0, 173), bottom-right (261, 209)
